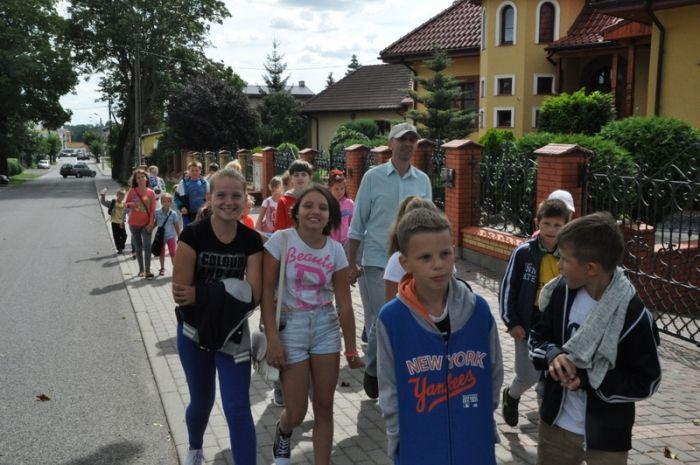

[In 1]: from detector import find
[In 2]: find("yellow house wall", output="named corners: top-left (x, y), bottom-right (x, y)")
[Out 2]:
top-left (478, 0), bottom-right (587, 137)
top-left (307, 110), bottom-right (405, 150)
top-left (141, 133), bottom-right (163, 157)
top-left (633, 46), bottom-right (650, 116)
top-left (647, 5), bottom-right (700, 128)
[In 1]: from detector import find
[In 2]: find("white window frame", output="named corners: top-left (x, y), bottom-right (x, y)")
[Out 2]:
top-left (535, 0), bottom-right (561, 44)
top-left (480, 77), bottom-right (486, 98)
top-left (479, 108), bottom-right (485, 129)
top-left (532, 106), bottom-right (541, 128)
top-left (494, 74), bottom-right (516, 96)
top-left (495, 1), bottom-right (518, 46)
top-left (533, 73), bottom-right (556, 95)
top-left (494, 107), bottom-right (515, 128)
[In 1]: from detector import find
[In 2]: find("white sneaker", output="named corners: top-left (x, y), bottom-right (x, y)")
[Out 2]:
top-left (185, 448), bottom-right (204, 465)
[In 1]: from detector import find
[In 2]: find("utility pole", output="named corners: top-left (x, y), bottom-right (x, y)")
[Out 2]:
top-left (134, 35), bottom-right (142, 168)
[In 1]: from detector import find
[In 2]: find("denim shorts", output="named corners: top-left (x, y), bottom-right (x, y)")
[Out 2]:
top-left (278, 305), bottom-right (341, 365)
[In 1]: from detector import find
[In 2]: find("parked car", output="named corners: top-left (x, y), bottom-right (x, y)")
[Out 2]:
top-left (74, 163), bottom-right (96, 177)
top-left (37, 160), bottom-right (50, 169)
top-left (60, 163), bottom-right (96, 178)
top-left (0, 174), bottom-right (9, 185)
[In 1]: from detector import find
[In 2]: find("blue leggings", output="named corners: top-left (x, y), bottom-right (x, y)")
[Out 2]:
top-left (177, 324), bottom-right (256, 464)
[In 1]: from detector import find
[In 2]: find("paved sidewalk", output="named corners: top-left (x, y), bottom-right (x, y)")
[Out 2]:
top-left (95, 166), bottom-right (699, 465)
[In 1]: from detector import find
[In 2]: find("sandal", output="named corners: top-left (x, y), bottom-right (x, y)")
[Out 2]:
top-left (138, 271), bottom-right (145, 278)
top-left (159, 269), bottom-right (165, 276)
top-left (145, 271), bottom-right (155, 280)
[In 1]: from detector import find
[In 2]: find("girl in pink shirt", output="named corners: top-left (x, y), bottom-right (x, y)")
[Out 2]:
top-left (328, 170), bottom-right (354, 246)
top-left (125, 169), bottom-right (157, 279)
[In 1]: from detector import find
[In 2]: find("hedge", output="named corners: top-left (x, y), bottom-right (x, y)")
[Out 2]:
top-left (8, 158), bottom-right (23, 176)
top-left (538, 90), bottom-right (615, 135)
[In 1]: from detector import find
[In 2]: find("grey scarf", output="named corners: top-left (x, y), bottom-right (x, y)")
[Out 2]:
top-left (539, 268), bottom-right (635, 389)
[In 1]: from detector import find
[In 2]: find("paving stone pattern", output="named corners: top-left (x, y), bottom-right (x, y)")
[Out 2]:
top-left (95, 167), bottom-right (699, 465)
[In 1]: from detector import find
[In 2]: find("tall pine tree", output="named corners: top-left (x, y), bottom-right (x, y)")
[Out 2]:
top-left (263, 40), bottom-right (289, 93)
top-left (407, 48), bottom-right (474, 141)
top-left (346, 54), bottom-right (361, 76)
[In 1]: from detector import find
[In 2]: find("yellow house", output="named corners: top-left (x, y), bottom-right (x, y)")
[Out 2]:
top-left (302, 64), bottom-right (414, 150)
top-left (140, 130), bottom-right (165, 159)
top-left (380, 0), bottom-right (700, 138)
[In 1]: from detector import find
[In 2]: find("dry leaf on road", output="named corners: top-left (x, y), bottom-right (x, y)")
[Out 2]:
top-left (36, 394), bottom-right (51, 401)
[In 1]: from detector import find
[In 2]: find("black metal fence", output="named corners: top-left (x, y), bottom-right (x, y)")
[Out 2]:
top-left (428, 141), bottom-right (446, 210)
top-left (313, 149), bottom-right (346, 183)
top-left (274, 149), bottom-right (297, 175)
top-left (478, 155), bottom-right (538, 237)
top-left (584, 163), bottom-right (700, 344)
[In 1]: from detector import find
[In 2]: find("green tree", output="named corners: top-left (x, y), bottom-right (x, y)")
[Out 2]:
top-left (165, 73), bottom-right (260, 151)
top-left (262, 40), bottom-right (289, 93)
top-left (258, 91), bottom-right (307, 147)
top-left (346, 54), bottom-right (361, 76)
top-left (0, 0), bottom-right (77, 175)
top-left (326, 72), bottom-right (335, 88)
top-left (67, 0), bottom-right (231, 181)
top-left (84, 130), bottom-right (106, 161)
top-left (538, 89), bottom-right (615, 135)
top-left (46, 132), bottom-right (62, 163)
top-left (407, 48), bottom-right (474, 141)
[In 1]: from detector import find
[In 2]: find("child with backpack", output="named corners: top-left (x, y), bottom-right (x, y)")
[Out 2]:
top-left (153, 193), bottom-right (181, 276)
top-left (99, 188), bottom-right (128, 254)
top-left (175, 161), bottom-right (209, 226)
top-left (262, 185), bottom-right (363, 465)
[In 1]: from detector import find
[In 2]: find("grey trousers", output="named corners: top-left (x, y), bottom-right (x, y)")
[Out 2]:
top-left (509, 339), bottom-right (541, 399)
top-left (129, 224), bottom-right (152, 273)
top-left (358, 266), bottom-right (385, 377)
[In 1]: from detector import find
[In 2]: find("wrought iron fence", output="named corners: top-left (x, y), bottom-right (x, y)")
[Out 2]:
top-left (313, 149), bottom-right (345, 183)
top-left (428, 141), bottom-right (446, 210)
top-left (274, 149), bottom-right (297, 175)
top-left (584, 163), bottom-right (700, 344)
top-left (245, 151), bottom-right (253, 184)
top-left (364, 151), bottom-right (375, 174)
top-left (478, 155), bottom-right (538, 237)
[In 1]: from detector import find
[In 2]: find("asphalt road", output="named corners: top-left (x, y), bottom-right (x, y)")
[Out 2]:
top-left (0, 160), bottom-right (178, 465)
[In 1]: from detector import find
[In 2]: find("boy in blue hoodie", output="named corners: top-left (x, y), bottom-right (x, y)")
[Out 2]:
top-left (377, 208), bottom-right (503, 465)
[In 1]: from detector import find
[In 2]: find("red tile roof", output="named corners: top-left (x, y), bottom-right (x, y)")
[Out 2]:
top-left (548, 6), bottom-right (624, 50)
top-left (380, 0), bottom-right (482, 61)
top-left (301, 64), bottom-right (413, 113)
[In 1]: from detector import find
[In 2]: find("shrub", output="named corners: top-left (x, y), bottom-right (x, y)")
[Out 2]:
top-left (276, 142), bottom-right (299, 157)
top-left (339, 119), bottom-right (379, 139)
top-left (8, 158), bottom-right (23, 176)
top-left (329, 128), bottom-right (368, 156)
top-left (478, 128), bottom-right (516, 162)
top-left (599, 116), bottom-right (700, 177)
top-left (538, 89), bottom-right (615, 135)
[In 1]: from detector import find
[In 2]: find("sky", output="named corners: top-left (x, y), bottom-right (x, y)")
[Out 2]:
top-left (59, 0), bottom-right (454, 125)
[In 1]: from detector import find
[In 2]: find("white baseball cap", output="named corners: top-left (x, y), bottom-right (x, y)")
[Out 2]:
top-left (388, 122), bottom-right (420, 140)
top-left (548, 189), bottom-right (575, 213)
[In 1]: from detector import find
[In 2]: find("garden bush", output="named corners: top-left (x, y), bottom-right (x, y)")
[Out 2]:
top-left (276, 142), bottom-right (299, 156)
top-left (8, 158), bottom-right (23, 176)
top-left (538, 89), bottom-right (615, 135)
top-left (478, 129), bottom-right (516, 162)
top-left (328, 127), bottom-right (385, 156)
top-left (339, 119), bottom-right (379, 139)
top-left (599, 116), bottom-right (700, 177)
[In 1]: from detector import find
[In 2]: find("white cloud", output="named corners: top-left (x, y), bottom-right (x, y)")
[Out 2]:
top-left (62, 0), bottom-right (454, 123)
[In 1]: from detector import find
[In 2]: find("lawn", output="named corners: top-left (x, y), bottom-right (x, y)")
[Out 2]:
top-left (10, 172), bottom-right (42, 185)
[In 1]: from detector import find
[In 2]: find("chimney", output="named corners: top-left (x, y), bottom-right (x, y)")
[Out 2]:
top-left (299, 81), bottom-right (305, 87)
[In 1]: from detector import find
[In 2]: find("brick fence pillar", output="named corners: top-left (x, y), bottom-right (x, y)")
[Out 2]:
top-left (443, 139), bottom-right (483, 249)
top-left (345, 144), bottom-right (369, 200)
top-left (411, 138), bottom-right (434, 174)
top-left (371, 146), bottom-right (392, 165)
top-left (236, 148), bottom-right (250, 173)
top-left (261, 147), bottom-right (277, 199)
top-left (299, 148), bottom-right (318, 167)
top-left (218, 150), bottom-right (230, 167)
top-left (534, 144), bottom-right (592, 218)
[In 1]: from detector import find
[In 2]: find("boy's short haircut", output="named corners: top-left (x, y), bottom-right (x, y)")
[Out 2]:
top-left (536, 199), bottom-right (570, 222)
top-left (288, 159), bottom-right (313, 176)
top-left (161, 192), bottom-right (173, 202)
top-left (397, 208), bottom-right (451, 255)
top-left (148, 165), bottom-right (158, 174)
top-left (225, 160), bottom-right (242, 172)
top-left (557, 211), bottom-right (623, 271)
top-left (187, 160), bottom-right (202, 170)
top-left (116, 188), bottom-right (126, 197)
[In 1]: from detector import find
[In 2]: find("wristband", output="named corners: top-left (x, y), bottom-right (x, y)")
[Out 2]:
top-left (344, 350), bottom-right (359, 358)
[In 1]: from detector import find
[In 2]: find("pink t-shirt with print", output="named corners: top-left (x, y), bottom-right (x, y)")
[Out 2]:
top-left (330, 197), bottom-right (354, 245)
top-left (264, 228), bottom-right (348, 310)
